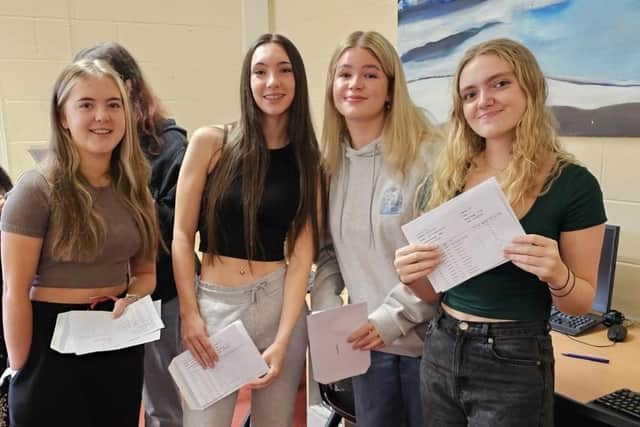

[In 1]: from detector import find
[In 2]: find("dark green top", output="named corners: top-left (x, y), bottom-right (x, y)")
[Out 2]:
top-left (443, 164), bottom-right (607, 321)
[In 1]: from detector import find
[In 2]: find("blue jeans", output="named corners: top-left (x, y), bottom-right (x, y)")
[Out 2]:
top-left (421, 310), bottom-right (555, 427)
top-left (352, 350), bottom-right (424, 427)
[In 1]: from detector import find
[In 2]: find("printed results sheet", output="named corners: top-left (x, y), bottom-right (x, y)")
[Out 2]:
top-left (168, 320), bottom-right (268, 410)
top-left (50, 296), bottom-right (163, 355)
top-left (402, 177), bottom-right (525, 293)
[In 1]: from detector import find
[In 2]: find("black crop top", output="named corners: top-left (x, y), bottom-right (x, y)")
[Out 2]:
top-left (198, 143), bottom-right (300, 261)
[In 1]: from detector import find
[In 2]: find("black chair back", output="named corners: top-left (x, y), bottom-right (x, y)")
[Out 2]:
top-left (319, 378), bottom-right (356, 426)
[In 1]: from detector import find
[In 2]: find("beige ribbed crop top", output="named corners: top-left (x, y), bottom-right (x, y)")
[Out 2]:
top-left (0, 170), bottom-right (141, 288)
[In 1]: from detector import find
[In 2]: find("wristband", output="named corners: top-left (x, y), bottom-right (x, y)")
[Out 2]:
top-left (548, 264), bottom-right (570, 291)
top-left (125, 293), bottom-right (141, 302)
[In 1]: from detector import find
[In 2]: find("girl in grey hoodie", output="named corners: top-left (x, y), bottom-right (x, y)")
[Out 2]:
top-left (312, 30), bottom-right (441, 427)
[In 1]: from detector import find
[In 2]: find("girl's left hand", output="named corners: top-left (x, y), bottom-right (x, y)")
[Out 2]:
top-left (112, 295), bottom-right (140, 318)
top-left (248, 341), bottom-right (287, 389)
top-left (348, 320), bottom-right (384, 351)
top-left (504, 234), bottom-right (567, 287)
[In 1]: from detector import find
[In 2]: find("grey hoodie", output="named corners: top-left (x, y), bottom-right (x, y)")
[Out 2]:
top-left (312, 137), bottom-right (439, 357)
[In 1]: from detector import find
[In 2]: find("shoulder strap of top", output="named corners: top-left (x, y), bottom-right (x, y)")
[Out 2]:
top-left (223, 123), bottom-right (229, 145)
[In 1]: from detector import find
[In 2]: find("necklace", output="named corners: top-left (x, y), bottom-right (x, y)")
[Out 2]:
top-left (481, 151), bottom-right (509, 173)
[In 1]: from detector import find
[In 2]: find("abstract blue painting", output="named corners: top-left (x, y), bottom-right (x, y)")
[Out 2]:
top-left (398, 0), bottom-right (640, 136)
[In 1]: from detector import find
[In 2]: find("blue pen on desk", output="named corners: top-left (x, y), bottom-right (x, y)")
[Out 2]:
top-left (561, 352), bottom-right (609, 364)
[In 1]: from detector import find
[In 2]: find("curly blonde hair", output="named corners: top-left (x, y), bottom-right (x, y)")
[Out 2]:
top-left (322, 30), bottom-right (440, 180)
top-left (428, 38), bottom-right (575, 210)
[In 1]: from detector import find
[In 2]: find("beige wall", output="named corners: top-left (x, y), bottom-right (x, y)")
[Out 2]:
top-left (0, 0), bottom-right (244, 179)
top-left (0, 0), bottom-right (637, 318)
top-left (564, 138), bottom-right (640, 318)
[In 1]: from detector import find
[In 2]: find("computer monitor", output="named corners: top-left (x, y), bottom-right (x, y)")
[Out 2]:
top-left (592, 224), bottom-right (620, 314)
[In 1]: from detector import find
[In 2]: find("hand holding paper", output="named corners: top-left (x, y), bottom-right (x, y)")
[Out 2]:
top-left (394, 243), bottom-right (442, 285)
top-left (50, 296), bottom-right (163, 355)
top-left (247, 340), bottom-right (286, 389)
top-left (504, 233), bottom-right (567, 286)
top-left (307, 302), bottom-right (371, 384)
top-left (401, 177), bottom-right (525, 293)
top-left (348, 320), bottom-right (384, 351)
top-left (168, 320), bottom-right (268, 410)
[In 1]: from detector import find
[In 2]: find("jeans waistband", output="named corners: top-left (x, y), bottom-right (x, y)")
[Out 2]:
top-left (196, 265), bottom-right (286, 304)
top-left (435, 309), bottom-right (550, 337)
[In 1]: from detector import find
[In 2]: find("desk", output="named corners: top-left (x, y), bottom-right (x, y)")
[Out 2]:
top-left (552, 323), bottom-right (640, 425)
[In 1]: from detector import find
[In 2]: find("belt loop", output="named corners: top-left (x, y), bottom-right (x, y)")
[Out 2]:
top-left (436, 309), bottom-right (445, 327)
top-left (482, 323), bottom-right (490, 336)
top-left (250, 288), bottom-right (257, 304)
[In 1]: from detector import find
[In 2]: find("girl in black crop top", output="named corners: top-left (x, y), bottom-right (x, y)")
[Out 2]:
top-left (173, 34), bottom-right (323, 426)
top-left (394, 39), bottom-right (606, 426)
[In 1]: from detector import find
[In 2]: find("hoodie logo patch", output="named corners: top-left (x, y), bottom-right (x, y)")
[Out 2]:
top-left (380, 186), bottom-right (403, 215)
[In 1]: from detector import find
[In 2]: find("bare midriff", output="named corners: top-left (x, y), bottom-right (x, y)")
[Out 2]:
top-left (30, 283), bottom-right (128, 304)
top-left (442, 302), bottom-right (513, 323)
top-left (200, 254), bottom-right (285, 287)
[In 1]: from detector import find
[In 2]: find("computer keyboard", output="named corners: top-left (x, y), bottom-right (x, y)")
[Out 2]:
top-left (549, 306), bottom-right (602, 336)
top-left (589, 388), bottom-right (640, 423)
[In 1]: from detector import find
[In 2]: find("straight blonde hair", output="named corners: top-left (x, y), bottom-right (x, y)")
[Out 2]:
top-left (322, 30), bottom-right (440, 180)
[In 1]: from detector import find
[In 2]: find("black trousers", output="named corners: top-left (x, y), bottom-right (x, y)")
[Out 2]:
top-left (9, 299), bottom-right (144, 427)
top-left (421, 310), bottom-right (555, 427)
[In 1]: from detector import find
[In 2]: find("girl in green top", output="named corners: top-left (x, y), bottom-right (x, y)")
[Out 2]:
top-left (395, 39), bottom-right (606, 426)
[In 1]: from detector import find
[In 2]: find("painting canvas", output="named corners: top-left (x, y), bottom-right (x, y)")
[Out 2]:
top-left (398, 0), bottom-right (640, 136)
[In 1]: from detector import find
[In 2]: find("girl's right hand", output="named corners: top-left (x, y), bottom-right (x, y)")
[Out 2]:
top-left (394, 243), bottom-right (441, 284)
top-left (181, 311), bottom-right (218, 368)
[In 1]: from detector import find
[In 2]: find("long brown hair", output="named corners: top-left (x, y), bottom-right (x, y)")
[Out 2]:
top-left (47, 59), bottom-right (159, 262)
top-left (74, 42), bottom-right (167, 155)
top-left (204, 33), bottom-right (323, 262)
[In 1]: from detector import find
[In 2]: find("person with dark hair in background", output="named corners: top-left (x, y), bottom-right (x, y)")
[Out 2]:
top-left (74, 42), bottom-right (188, 427)
top-left (173, 33), bottom-right (323, 427)
top-left (0, 166), bottom-right (13, 427)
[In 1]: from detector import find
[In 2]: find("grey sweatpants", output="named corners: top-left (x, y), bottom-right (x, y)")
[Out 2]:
top-left (183, 266), bottom-right (307, 427)
top-left (143, 297), bottom-right (183, 427)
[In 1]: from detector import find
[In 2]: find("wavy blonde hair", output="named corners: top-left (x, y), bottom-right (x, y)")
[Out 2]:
top-left (322, 30), bottom-right (440, 179)
top-left (428, 38), bottom-right (575, 210)
top-left (47, 59), bottom-right (159, 262)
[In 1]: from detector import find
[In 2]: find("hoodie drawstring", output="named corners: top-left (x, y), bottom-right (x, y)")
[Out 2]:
top-left (338, 139), bottom-right (381, 250)
top-left (339, 150), bottom-right (349, 241)
top-left (368, 144), bottom-right (381, 249)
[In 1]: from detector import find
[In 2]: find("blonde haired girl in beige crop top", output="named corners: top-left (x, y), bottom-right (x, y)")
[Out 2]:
top-left (0, 58), bottom-right (159, 427)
